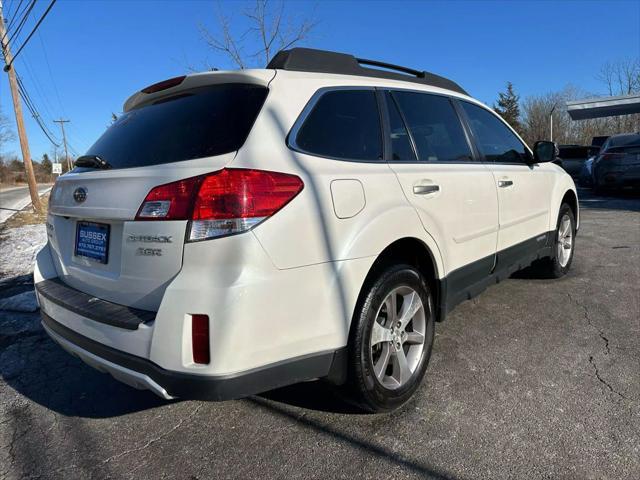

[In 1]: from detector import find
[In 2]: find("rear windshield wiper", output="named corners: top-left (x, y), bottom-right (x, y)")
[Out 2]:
top-left (75, 155), bottom-right (112, 170)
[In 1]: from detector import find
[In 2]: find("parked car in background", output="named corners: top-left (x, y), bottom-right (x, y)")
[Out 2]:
top-left (592, 133), bottom-right (640, 193)
top-left (558, 144), bottom-right (590, 179)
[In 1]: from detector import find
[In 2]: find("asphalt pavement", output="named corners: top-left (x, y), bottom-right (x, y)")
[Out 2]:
top-left (0, 189), bottom-right (638, 480)
top-left (0, 185), bottom-right (52, 224)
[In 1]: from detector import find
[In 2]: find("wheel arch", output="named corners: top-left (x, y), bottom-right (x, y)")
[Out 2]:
top-left (352, 237), bottom-right (443, 328)
top-left (561, 189), bottom-right (579, 231)
top-left (548, 173), bottom-right (579, 233)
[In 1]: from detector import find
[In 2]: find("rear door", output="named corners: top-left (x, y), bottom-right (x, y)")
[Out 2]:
top-left (458, 100), bottom-right (554, 263)
top-left (47, 82), bottom-right (268, 310)
top-left (384, 90), bottom-right (499, 281)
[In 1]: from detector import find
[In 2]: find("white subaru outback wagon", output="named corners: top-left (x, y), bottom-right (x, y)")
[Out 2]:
top-left (35, 48), bottom-right (578, 412)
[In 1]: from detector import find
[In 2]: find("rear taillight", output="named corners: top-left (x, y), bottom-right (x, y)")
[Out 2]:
top-left (135, 169), bottom-right (304, 241)
top-left (136, 176), bottom-right (202, 220)
top-left (600, 153), bottom-right (624, 161)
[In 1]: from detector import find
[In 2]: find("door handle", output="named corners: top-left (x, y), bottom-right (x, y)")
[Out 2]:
top-left (498, 180), bottom-right (513, 188)
top-left (413, 184), bottom-right (440, 195)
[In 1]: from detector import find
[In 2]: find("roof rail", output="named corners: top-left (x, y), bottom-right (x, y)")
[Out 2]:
top-left (267, 48), bottom-right (468, 96)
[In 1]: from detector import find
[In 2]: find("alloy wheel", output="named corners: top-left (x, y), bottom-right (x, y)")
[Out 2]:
top-left (557, 213), bottom-right (573, 267)
top-left (369, 286), bottom-right (426, 390)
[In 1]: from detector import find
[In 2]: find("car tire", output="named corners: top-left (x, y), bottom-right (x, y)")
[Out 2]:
top-left (542, 203), bottom-right (576, 278)
top-left (346, 264), bottom-right (435, 413)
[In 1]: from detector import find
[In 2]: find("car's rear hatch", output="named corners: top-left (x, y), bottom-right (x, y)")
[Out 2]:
top-left (47, 71), bottom-right (273, 311)
top-left (606, 145), bottom-right (640, 166)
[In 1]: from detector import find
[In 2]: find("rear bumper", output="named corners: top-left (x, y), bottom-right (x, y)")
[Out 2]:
top-left (36, 278), bottom-right (155, 330)
top-left (34, 231), bottom-right (367, 398)
top-left (42, 312), bottom-right (344, 400)
top-left (595, 166), bottom-right (640, 188)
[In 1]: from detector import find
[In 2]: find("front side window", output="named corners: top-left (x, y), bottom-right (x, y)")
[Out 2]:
top-left (392, 91), bottom-right (473, 162)
top-left (460, 101), bottom-right (529, 163)
top-left (294, 89), bottom-right (382, 161)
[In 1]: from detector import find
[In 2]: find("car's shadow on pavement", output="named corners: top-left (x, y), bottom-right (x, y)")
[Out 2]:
top-left (1, 311), bottom-right (363, 418)
top-left (0, 313), bottom-right (170, 418)
top-left (577, 187), bottom-right (640, 212)
top-left (257, 380), bottom-right (365, 414)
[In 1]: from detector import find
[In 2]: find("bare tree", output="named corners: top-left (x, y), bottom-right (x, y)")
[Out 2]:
top-left (199, 0), bottom-right (317, 69)
top-left (520, 58), bottom-right (640, 147)
top-left (596, 58), bottom-right (640, 96)
top-left (0, 106), bottom-right (15, 155)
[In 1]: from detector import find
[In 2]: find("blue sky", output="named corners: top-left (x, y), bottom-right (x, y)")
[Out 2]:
top-left (1, 0), bottom-right (639, 161)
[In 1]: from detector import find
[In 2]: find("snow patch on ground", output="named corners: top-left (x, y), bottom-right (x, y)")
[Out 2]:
top-left (0, 290), bottom-right (38, 312)
top-left (0, 224), bottom-right (47, 280)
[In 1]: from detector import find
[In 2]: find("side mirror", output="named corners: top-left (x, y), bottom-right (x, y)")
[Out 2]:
top-left (533, 141), bottom-right (559, 163)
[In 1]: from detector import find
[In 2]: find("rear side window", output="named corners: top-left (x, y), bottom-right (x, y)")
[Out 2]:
top-left (84, 84), bottom-right (268, 169)
top-left (460, 101), bottom-right (528, 163)
top-left (294, 90), bottom-right (382, 161)
top-left (392, 91), bottom-right (472, 162)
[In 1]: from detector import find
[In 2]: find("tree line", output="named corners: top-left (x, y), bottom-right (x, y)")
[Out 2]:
top-left (0, 107), bottom-right (70, 184)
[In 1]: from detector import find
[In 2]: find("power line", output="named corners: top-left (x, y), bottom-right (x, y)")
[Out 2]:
top-left (19, 86), bottom-right (60, 143)
top-left (5, 0), bottom-right (24, 32)
top-left (5, 0), bottom-right (36, 45)
top-left (0, 0), bottom-right (43, 212)
top-left (16, 72), bottom-right (61, 146)
top-left (5, 0), bottom-right (56, 68)
top-left (19, 52), bottom-right (57, 121)
top-left (37, 29), bottom-right (65, 115)
top-left (2, 0), bottom-right (67, 151)
top-left (2, 0), bottom-right (34, 45)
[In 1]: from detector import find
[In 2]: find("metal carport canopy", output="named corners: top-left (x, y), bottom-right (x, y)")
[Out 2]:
top-left (567, 93), bottom-right (640, 120)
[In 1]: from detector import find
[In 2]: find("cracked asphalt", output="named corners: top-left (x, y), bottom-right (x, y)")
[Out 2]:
top-left (1, 189), bottom-right (638, 480)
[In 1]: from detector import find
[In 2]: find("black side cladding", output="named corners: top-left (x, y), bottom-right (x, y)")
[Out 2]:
top-left (267, 48), bottom-right (469, 96)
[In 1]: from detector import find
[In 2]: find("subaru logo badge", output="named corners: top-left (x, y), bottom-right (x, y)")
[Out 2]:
top-left (73, 187), bottom-right (87, 203)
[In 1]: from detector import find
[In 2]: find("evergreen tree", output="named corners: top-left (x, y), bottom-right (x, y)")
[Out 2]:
top-left (41, 153), bottom-right (52, 172)
top-left (494, 82), bottom-right (522, 133)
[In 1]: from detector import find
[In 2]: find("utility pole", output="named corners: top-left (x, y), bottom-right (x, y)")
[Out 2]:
top-left (53, 119), bottom-right (71, 170)
top-left (0, 0), bottom-right (42, 213)
top-left (549, 103), bottom-right (557, 142)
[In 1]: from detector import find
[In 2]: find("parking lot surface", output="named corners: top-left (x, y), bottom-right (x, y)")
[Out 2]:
top-left (1, 189), bottom-right (638, 480)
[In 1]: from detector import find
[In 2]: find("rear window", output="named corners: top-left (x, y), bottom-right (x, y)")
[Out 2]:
top-left (84, 84), bottom-right (268, 169)
top-left (604, 134), bottom-right (640, 150)
top-left (293, 89), bottom-right (382, 161)
top-left (607, 144), bottom-right (640, 154)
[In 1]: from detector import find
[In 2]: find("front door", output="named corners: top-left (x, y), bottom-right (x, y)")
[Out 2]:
top-left (458, 100), bottom-right (553, 266)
